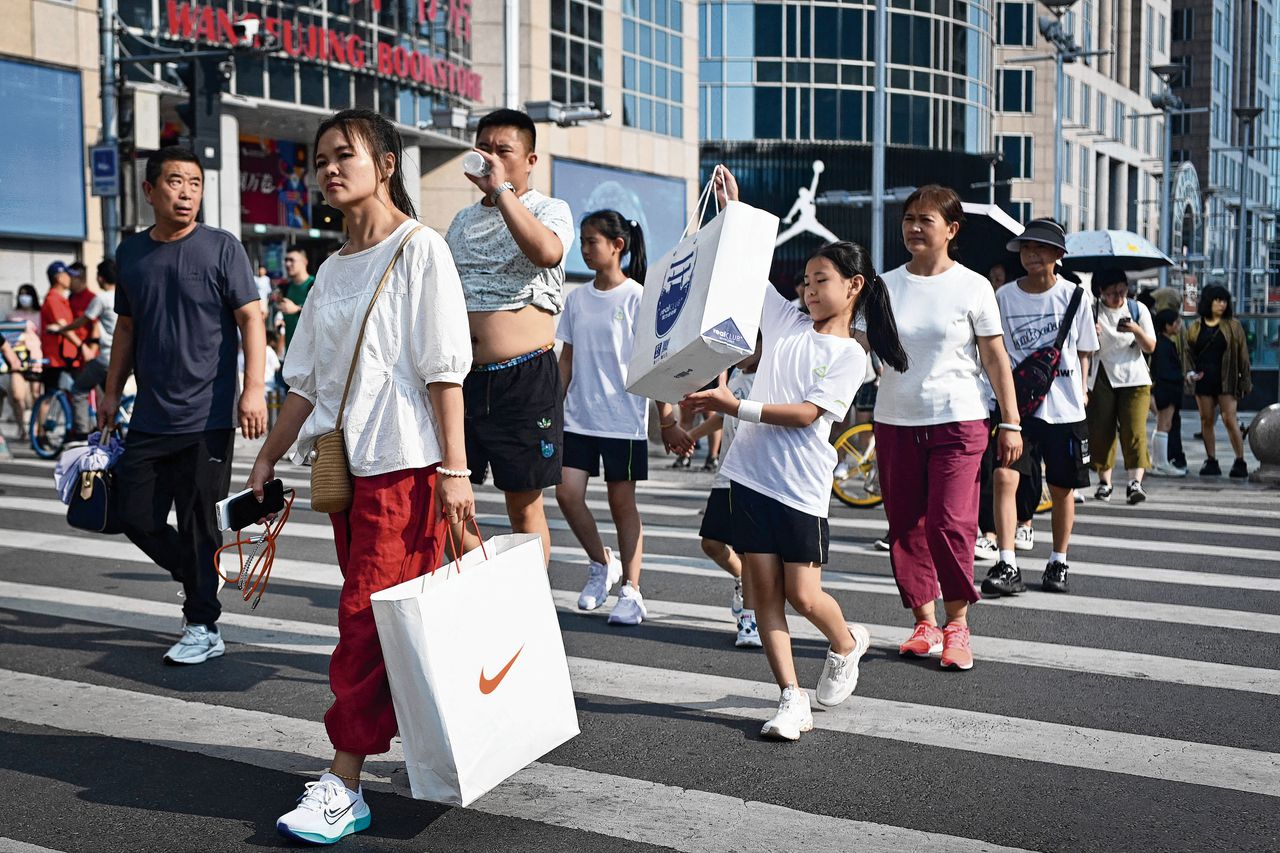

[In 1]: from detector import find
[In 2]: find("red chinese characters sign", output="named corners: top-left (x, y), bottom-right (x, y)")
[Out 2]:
top-left (164, 0), bottom-right (482, 101)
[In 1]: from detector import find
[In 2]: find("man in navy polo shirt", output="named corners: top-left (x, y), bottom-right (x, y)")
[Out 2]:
top-left (100, 146), bottom-right (267, 665)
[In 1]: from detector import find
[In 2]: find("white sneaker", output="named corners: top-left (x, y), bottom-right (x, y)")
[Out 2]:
top-left (1014, 525), bottom-right (1035, 551)
top-left (760, 686), bottom-right (813, 741)
top-left (815, 624), bottom-right (870, 707)
top-left (1074, 489), bottom-right (1085, 504)
top-left (731, 579), bottom-right (744, 618)
top-left (873, 538), bottom-right (891, 552)
top-left (163, 623), bottom-right (224, 665)
top-left (735, 611), bottom-right (762, 648)
top-left (577, 548), bottom-right (622, 611)
top-left (277, 774), bottom-right (371, 845)
top-left (607, 583), bottom-right (647, 626)
top-left (974, 536), bottom-right (998, 561)
top-left (1150, 461), bottom-right (1188, 478)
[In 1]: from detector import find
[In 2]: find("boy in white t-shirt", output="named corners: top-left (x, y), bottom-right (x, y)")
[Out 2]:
top-left (985, 219), bottom-right (1099, 596)
top-left (556, 211), bottom-right (690, 626)
top-left (688, 340), bottom-right (762, 648)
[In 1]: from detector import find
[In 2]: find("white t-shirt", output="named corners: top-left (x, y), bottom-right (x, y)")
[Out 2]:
top-left (284, 220), bottom-right (473, 476)
top-left (712, 368), bottom-right (757, 489)
top-left (445, 189), bottom-right (575, 314)
top-left (874, 263), bottom-right (1004, 426)
top-left (996, 277), bottom-right (1099, 424)
top-left (720, 287), bottom-right (866, 518)
top-left (84, 290), bottom-right (117, 365)
top-left (1091, 299), bottom-right (1154, 389)
top-left (557, 279), bottom-right (648, 440)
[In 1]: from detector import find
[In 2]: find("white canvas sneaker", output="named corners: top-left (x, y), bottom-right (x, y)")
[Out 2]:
top-left (760, 686), bottom-right (813, 741)
top-left (276, 774), bottom-right (371, 845)
top-left (815, 624), bottom-right (870, 707)
top-left (577, 548), bottom-right (622, 611)
top-left (1014, 525), bottom-right (1035, 551)
top-left (607, 582), bottom-right (648, 626)
top-left (163, 623), bottom-right (224, 665)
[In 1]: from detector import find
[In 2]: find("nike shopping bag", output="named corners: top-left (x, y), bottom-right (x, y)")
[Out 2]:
top-left (626, 170), bottom-right (780, 402)
top-left (370, 532), bottom-right (580, 806)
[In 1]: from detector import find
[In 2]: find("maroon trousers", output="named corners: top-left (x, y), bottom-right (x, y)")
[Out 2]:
top-left (876, 421), bottom-right (987, 610)
top-left (325, 466), bottom-right (445, 756)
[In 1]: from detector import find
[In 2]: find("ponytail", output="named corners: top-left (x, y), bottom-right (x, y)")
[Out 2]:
top-left (314, 108), bottom-right (417, 219)
top-left (808, 241), bottom-right (909, 373)
top-left (581, 209), bottom-right (647, 284)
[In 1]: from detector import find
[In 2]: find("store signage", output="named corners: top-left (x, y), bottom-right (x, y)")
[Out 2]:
top-left (240, 137), bottom-right (311, 229)
top-left (164, 0), bottom-right (482, 101)
top-left (90, 145), bottom-right (120, 197)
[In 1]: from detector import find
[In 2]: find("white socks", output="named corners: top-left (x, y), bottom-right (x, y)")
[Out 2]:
top-left (1152, 431), bottom-right (1169, 467)
top-left (1050, 551), bottom-right (1067, 565)
top-left (999, 549), bottom-right (1017, 568)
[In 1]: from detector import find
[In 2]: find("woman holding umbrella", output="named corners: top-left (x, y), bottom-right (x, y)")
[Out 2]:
top-left (1186, 284), bottom-right (1252, 477)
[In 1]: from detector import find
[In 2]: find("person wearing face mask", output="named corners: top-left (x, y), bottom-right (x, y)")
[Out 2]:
top-left (4, 284), bottom-right (42, 437)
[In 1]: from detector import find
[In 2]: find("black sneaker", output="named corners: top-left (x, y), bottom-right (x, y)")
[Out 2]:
top-left (1095, 483), bottom-right (1113, 502)
top-left (1042, 561), bottom-right (1070, 593)
top-left (981, 561), bottom-right (1027, 596)
top-left (671, 455), bottom-right (692, 469)
top-left (1229, 458), bottom-right (1249, 479)
top-left (1199, 457), bottom-right (1221, 476)
top-left (1126, 480), bottom-right (1147, 504)
top-left (701, 455), bottom-right (720, 472)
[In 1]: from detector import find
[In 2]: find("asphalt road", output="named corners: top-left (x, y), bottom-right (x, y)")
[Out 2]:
top-left (0, 424), bottom-right (1276, 853)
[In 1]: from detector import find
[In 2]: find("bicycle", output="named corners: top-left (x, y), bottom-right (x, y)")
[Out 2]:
top-left (27, 360), bottom-right (134, 459)
top-left (832, 421), bottom-right (881, 508)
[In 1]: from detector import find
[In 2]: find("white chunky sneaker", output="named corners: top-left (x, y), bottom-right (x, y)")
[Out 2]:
top-left (974, 536), bottom-right (998, 561)
top-left (815, 624), bottom-right (870, 707)
top-left (607, 582), bottom-right (647, 626)
top-left (1014, 525), bottom-right (1035, 551)
top-left (735, 611), bottom-right (762, 648)
top-left (760, 686), bottom-right (813, 741)
top-left (163, 623), bottom-right (224, 665)
top-left (731, 579), bottom-right (745, 618)
top-left (277, 774), bottom-right (371, 845)
top-left (577, 548), bottom-right (622, 611)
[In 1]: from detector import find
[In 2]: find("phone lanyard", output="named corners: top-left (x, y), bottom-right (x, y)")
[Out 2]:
top-left (213, 489), bottom-right (295, 609)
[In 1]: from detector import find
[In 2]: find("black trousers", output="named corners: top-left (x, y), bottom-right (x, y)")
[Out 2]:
top-left (114, 429), bottom-right (234, 627)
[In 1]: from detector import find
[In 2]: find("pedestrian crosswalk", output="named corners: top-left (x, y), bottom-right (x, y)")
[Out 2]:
top-left (0, 451), bottom-right (1277, 852)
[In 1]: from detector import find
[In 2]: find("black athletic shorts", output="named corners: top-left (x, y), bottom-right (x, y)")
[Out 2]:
top-left (563, 431), bottom-right (648, 482)
top-left (1010, 417), bottom-right (1091, 490)
top-left (853, 379), bottom-right (879, 412)
top-left (463, 347), bottom-right (563, 492)
top-left (1153, 381), bottom-right (1182, 411)
top-left (729, 481), bottom-right (829, 565)
top-left (698, 487), bottom-right (732, 542)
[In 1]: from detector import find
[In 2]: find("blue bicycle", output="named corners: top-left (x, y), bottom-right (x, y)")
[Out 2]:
top-left (26, 361), bottom-right (133, 459)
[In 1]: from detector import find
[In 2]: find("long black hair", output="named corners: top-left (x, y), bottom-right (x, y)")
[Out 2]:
top-left (313, 108), bottom-right (417, 219)
top-left (808, 241), bottom-right (909, 373)
top-left (1196, 283), bottom-right (1233, 319)
top-left (581, 209), bottom-right (647, 284)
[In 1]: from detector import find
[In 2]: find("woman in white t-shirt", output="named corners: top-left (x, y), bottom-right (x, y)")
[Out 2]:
top-left (875, 185), bottom-right (1023, 673)
top-left (683, 167), bottom-right (911, 741)
top-left (246, 108), bottom-right (474, 844)
top-left (1087, 268), bottom-right (1156, 504)
top-left (556, 210), bottom-right (689, 627)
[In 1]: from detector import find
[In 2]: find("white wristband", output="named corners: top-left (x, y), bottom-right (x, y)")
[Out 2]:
top-left (736, 400), bottom-right (764, 423)
top-left (997, 423), bottom-right (1022, 432)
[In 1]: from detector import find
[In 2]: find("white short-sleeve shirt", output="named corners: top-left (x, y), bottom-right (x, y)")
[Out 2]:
top-left (720, 287), bottom-right (866, 518)
top-left (873, 262), bottom-right (1004, 426)
top-left (1092, 299), bottom-right (1155, 389)
top-left (557, 279), bottom-right (648, 440)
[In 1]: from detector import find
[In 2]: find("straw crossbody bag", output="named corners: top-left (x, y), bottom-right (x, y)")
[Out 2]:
top-left (310, 224), bottom-right (425, 513)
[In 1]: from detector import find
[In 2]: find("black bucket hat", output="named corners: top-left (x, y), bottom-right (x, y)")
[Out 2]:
top-left (1007, 218), bottom-right (1068, 253)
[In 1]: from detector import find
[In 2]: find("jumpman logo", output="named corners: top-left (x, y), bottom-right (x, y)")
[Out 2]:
top-left (775, 160), bottom-right (840, 248)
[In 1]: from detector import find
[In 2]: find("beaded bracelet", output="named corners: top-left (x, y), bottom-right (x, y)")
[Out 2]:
top-left (438, 466), bottom-right (472, 478)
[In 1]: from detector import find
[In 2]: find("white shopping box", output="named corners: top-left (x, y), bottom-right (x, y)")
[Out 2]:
top-left (370, 533), bottom-right (580, 806)
top-left (626, 176), bottom-right (780, 403)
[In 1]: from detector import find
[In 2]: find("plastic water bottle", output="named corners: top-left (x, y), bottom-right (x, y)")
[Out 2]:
top-left (462, 151), bottom-right (491, 177)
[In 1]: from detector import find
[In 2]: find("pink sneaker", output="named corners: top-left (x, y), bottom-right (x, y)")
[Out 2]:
top-left (898, 621), bottom-right (943, 657)
top-left (940, 623), bottom-right (974, 671)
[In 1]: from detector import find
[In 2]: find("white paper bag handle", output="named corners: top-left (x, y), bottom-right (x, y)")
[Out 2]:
top-left (680, 165), bottom-right (724, 241)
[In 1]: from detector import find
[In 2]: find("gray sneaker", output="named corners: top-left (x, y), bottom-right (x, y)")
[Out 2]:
top-left (607, 583), bottom-right (647, 626)
top-left (163, 623), bottom-right (225, 665)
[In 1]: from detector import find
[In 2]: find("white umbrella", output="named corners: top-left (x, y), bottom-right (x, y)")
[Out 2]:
top-left (1062, 229), bottom-right (1173, 273)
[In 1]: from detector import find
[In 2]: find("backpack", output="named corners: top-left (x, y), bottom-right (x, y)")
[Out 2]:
top-left (1010, 285), bottom-right (1085, 420)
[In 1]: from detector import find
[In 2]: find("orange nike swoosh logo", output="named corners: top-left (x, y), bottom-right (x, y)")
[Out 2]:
top-left (478, 644), bottom-right (524, 694)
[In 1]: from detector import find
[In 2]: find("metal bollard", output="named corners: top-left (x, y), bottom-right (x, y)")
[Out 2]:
top-left (1248, 403), bottom-right (1280, 485)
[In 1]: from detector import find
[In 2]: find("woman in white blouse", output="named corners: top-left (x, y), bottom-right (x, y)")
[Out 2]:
top-left (247, 109), bottom-right (473, 845)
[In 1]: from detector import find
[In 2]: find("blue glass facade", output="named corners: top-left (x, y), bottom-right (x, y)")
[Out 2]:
top-left (698, 0), bottom-right (994, 152)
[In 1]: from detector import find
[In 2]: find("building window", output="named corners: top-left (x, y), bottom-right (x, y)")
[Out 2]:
top-left (552, 0), bottom-right (604, 111)
top-left (623, 0), bottom-right (684, 136)
top-left (998, 134), bottom-right (1034, 179)
top-left (999, 68), bottom-right (1034, 113)
top-left (998, 2), bottom-right (1035, 46)
top-left (1172, 55), bottom-right (1193, 87)
top-left (1170, 112), bottom-right (1193, 136)
top-left (1008, 200), bottom-right (1033, 222)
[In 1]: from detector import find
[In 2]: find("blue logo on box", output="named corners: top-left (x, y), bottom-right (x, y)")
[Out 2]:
top-left (653, 339), bottom-right (670, 363)
top-left (702, 317), bottom-right (751, 353)
top-left (655, 246), bottom-right (697, 339)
